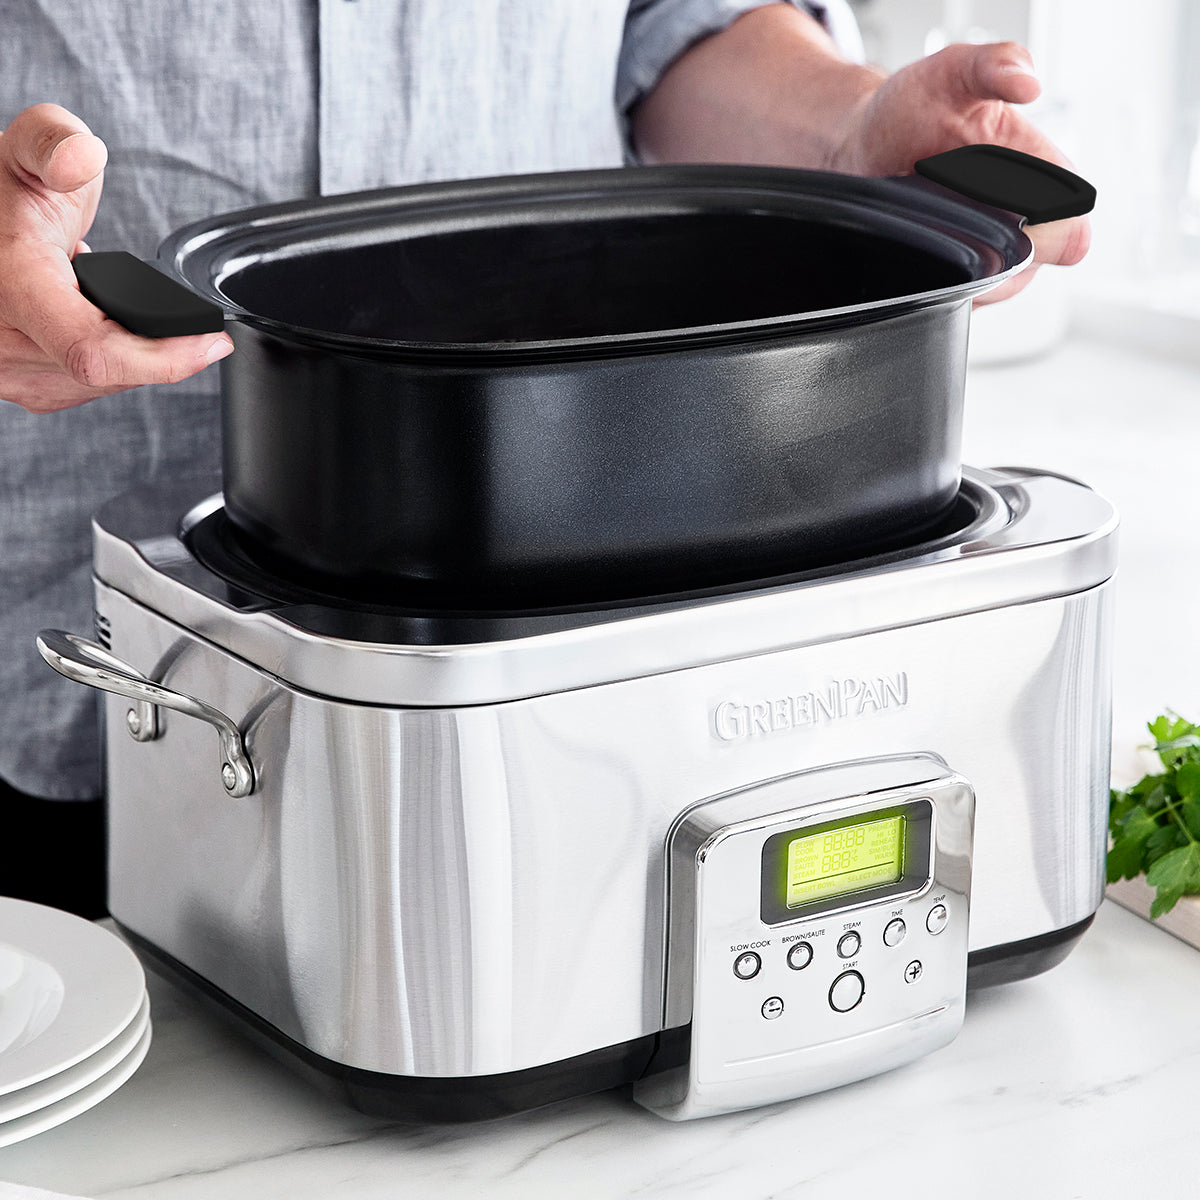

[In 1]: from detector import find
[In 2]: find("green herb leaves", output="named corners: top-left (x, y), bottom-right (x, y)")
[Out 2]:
top-left (1109, 713), bottom-right (1200, 917)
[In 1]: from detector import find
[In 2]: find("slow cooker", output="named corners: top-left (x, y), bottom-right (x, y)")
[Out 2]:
top-left (41, 147), bottom-right (1110, 1121)
top-left (39, 464), bottom-right (1114, 1120)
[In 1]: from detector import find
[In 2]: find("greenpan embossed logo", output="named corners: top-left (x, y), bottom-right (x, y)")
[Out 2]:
top-left (712, 674), bottom-right (909, 742)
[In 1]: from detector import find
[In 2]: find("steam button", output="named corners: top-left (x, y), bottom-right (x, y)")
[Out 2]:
top-left (926, 905), bottom-right (949, 935)
top-left (733, 952), bottom-right (761, 980)
top-left (837, 931), bottom-right (861, 959)
top-left (786, 941), bottom-right (814, 971)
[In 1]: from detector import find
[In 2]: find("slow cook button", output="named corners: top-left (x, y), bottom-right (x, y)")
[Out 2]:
top-left (733, 952), bottom-right (762, 980)
top-left (828, 970), bottom-right (865, 1013)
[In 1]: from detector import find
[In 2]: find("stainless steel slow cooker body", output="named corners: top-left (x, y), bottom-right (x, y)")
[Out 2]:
top-left (39, 466), bottom-right (1116, 1120)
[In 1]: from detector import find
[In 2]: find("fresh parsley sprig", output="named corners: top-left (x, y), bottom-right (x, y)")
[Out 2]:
top-left (1109, 713), bottom-right (1200, 917)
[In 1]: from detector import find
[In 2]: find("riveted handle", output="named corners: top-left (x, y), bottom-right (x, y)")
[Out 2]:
top-left (36, 629), bottom-right (255, 797)
top-left (72, 251), bottom-right (225, 337)
top-left (914, 144), bottom-right (1096, 226)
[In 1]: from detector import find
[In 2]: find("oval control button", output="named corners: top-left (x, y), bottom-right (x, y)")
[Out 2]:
top-left (761, 996), bottom-right (784, 1020)
top-left (883, 918), bottom-right (907, 947)
top-left (837, 931), bottom-right (861, 959)
top-left (733, 951), bottom-right (761, 980)
top-left (926, 904), bottom-right (949, 935)
top-left (786, 941), bottom-right (813, 971)
top-left (828, 970), bottom-right (865, 1013)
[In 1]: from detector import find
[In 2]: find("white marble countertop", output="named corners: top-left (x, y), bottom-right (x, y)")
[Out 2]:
top-left (0, 901), bottom-right (1195, 1200)
top-left (4, 328), bottom-right (1199, 1198)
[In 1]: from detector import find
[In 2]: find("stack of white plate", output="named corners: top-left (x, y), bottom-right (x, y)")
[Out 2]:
top-left (0, 898), bottom-right (150, 1147)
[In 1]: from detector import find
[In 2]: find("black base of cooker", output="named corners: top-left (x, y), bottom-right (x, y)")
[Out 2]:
top-left (963, 913), bottom-right (1096, 990)
top-left (116, 912), bottom-right (1095, 1123)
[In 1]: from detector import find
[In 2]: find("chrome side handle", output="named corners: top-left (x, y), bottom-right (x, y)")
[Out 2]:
top-left (36, 630), bottom-right (255, 798)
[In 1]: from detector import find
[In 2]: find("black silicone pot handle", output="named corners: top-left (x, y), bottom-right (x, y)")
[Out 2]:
top-left (913, 144), bottom-right (1095, 226)
top-left (72, 250), bottom-right (225, 338)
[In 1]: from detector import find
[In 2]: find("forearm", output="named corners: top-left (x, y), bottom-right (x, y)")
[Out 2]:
top-left (630, 2), bottom-right (882, 171)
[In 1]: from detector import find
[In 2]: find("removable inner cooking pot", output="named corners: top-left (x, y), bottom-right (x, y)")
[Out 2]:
top-left (152, 163), bottom-right (1045, 607)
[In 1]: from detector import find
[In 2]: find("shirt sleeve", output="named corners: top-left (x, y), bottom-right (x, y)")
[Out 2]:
top-left (617, 0), bottom-right (866, 159)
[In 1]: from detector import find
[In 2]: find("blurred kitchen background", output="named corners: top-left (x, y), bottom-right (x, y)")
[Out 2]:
top-left (853, 0), bottom-right (1200, 779)
top-left (855, 0), bottom-right (1200, 357)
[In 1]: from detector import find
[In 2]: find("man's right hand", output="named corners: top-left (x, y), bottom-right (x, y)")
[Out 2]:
top-left (0, 103), bottom-right (232, 415)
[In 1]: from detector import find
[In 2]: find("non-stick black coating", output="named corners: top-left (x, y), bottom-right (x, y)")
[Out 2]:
top-left (221, 301), bottom-right (968, 605)
top-left (163, 166), bottom-right (1024, 605)
top-left (220, 211), bottom-right (971, 345)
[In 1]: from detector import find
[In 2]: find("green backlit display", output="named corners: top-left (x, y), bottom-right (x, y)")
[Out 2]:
top-left (785, 815), bottom-right (905, 908)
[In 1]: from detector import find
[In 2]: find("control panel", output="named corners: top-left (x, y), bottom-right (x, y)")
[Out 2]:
top-left (633, 754), bottom-right (974, 1120)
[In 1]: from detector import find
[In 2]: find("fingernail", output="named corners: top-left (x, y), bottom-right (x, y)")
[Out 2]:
top-left (48, 131), bottom-right (102, 171)
top-left (204, 338), bottom-right (234, 365)
top-left (49, 132), bottom-right (85, 162)
top-left (1000, 59), bottom-right (1035, 77)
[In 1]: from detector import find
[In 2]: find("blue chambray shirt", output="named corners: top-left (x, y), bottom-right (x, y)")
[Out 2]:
top-left (0, 0), bottom-right (846, 798)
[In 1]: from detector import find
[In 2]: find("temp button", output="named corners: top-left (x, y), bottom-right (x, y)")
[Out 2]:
top-left (828, 970), bottom-right (865, 1013)
top-left (926, 905), bottom-right (950, 935)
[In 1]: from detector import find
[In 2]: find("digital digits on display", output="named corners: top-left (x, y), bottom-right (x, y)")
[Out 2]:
top-left (785, 815), bottom-right (905, 908)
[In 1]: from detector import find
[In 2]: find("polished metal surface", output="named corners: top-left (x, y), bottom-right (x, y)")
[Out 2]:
top-left (94, 559), bottom-right (1112, 1080)
top-left (37, 630), bottom-right (254, 798)
top-left (90, 467), bottom-right (1117, 707)
top-left (633, 756), bottom-right (973, 1119)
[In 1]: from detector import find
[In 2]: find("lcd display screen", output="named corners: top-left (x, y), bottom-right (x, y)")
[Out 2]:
top-left (785, 814), bottom-right (906, 908)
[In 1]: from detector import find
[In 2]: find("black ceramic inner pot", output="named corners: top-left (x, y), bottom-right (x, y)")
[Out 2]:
top-left (80, 147), bottom-right (1094, 607)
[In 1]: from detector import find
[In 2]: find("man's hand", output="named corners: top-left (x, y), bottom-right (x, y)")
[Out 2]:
top-left (830, 42), bottom-right (1090, 303)
top-left (632, 5), bottom-right (1089, 304)
top-left (0, 103), bottom-right (232, 414)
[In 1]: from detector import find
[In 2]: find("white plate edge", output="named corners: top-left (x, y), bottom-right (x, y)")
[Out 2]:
top-left (0, 991), bottom-right (150, 1124)
top-left (0, 903), bottom-right (146, 1097)
top-left (0, 1019), bottom-right (153, 1149)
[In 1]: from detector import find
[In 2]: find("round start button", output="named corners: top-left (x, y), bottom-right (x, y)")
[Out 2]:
top-left (828, 970), bottom-right (866, 1013)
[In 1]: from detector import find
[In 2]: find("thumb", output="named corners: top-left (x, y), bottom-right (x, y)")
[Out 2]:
top-left (930, 41), bottom-right (1041, 108)
top-left (1, 103), bottom-right (108, 194)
